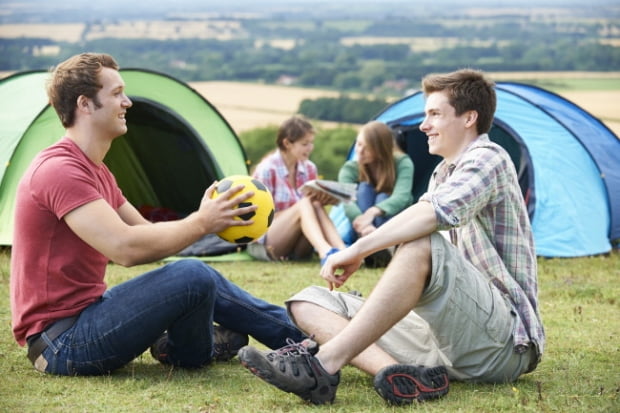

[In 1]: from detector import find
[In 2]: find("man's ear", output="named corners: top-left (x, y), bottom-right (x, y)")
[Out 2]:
top-left (76, 95), bottom-right (91, 113)
top-left (464, 110), bottom-right (478, 128)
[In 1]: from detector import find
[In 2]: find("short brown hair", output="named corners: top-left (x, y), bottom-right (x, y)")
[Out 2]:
top-left (276, 115), bottom-right (315, 150)
top-left (422, 69), bottom-right (496, 135)
top-left (46, 53), bottom-right (119, 127)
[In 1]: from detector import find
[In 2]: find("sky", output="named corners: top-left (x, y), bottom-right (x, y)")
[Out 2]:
top-left (1, 0), bottom-right (617, 26)
top-left (3, 0), bottom-right (614, 18)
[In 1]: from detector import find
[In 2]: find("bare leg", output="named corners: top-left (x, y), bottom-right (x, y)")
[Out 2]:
top-left (290, 301), bottom-right (398, 375)
top-left (312, 201), bottom-right (347, 250)
top-left (314, 237), bottom-right (432, 375)
top-left (264, 203), bottom-right (307, 259)
top-left (264, 198), bottom-right (346, 260)
top-left (297, 198), bottom-right (340, 258)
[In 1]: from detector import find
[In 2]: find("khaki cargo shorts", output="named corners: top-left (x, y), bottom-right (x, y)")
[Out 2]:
top-left (286, 232), bottom-right (535, 383)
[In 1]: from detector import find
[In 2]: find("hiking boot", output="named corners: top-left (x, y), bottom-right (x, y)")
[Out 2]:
top-left (364, 248), bottom-right (393, 268)
top-left (213, 324), bottom-right (249, 362)
top-left (374, 364), bottom-right (449, 405)
top-left (150, 333), bottom-right (170, 364)
top-left (238, 338), bottom-right (340, 405)
top-left (149, 325), bottom-right (249, 365)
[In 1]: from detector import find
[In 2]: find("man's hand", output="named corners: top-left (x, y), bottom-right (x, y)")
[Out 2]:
top-left (198, 181), bottom-right (257, 234)
top-left (353, 206), bottom-right (383, 236)
top-left (319, 247), bottom-right (363, 291)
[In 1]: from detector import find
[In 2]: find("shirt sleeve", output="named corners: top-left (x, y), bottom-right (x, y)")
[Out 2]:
top-left (338, 161), bottom-right (362, 221)
top-left (31, 156), bottom-right (104, 219)
top-left (375, 154), bottom-right (414, 217)
top-left (422, 146), bottom-right (504, 231)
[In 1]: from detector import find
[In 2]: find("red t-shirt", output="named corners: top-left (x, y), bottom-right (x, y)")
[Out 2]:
top-left (10, 138), bottom-right (126, 345)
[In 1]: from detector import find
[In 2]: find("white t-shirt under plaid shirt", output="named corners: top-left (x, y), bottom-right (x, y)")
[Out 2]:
top-left (419, 134), bottom-right (545, 363)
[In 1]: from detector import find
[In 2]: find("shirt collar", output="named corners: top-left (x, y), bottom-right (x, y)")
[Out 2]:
top-left (434, 134), bottom-right (490, 180)
top-left (275, 149), bottom-right (309, 179)
top-left (442, 134), bottom-right (489, 168)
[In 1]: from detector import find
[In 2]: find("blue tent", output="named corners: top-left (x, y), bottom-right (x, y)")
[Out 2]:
top-left (334, 82), bottom-right (620, 257)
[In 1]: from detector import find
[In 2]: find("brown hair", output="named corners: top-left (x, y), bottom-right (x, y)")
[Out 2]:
top-left (358, 121), bottom-right (398, 194)
top-left (276, 115), bottom-right (315, 150)
top-left (422, 69), bottom-right (496, 135)
top-left (46, 52), bottom-right (119, 127)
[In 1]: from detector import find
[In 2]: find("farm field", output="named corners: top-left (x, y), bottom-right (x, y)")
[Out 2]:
top-left (190, 78), bottom-right (620, 136)
top-left (0, 21), bottom-right (244, 42)
top-left (190, 82), bottom-right (343, 133)
top-left (1, 71), bottom-right (618, 135)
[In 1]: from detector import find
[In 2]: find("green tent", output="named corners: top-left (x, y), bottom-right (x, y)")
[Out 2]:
top-left (0, 69), bottom-right (248, 245)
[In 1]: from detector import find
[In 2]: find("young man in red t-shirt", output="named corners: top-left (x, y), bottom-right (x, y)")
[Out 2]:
top-left (10, 53), bottom-right (303, 375)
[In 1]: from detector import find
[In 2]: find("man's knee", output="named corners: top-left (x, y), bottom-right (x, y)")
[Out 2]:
top-left (172, 259), bottom-right (218, 294)
top-left (392, 236), bottom-right (432, 282)
top-left (288, 300), bottom-right (316, 323)
top-left (393, 236), bottom-right (431, 261)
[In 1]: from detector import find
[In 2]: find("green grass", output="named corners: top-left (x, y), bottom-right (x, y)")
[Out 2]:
top-left (1, 248), bottom-right (619, 412)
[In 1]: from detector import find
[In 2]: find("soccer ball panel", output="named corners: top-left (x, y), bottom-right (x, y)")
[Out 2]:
top-left (216, 179), bottom-right (234, 193)
top-left (210, 175), bottom-right (275, 244)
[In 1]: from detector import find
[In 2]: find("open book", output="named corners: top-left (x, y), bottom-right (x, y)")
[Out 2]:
top-left (299, 179), bottom-right (357, 203)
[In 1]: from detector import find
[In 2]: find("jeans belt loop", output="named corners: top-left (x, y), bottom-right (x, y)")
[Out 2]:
top-left (27, 316), bottom-right (78, 365)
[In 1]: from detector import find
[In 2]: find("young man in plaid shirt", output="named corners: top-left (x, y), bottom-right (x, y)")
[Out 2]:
top-left (238, 69), bottom-right (545, 405)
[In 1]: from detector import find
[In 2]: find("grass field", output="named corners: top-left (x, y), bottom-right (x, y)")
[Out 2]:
top-left (0, 249), bottom-right (618, 412)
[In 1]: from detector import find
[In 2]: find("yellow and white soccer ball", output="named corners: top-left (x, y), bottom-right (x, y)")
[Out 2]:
top-left (210, 175), bottom-right (275, 244)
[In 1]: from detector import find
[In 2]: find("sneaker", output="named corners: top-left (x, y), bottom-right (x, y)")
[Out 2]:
top-left (364, 248), bottom-right (392, 268)
top-left (373, 364), bottom-right (449, 405)
top-left (238, 338), bottom-right (340, 405)
top-left (213, 324), bottom-right (249, 362)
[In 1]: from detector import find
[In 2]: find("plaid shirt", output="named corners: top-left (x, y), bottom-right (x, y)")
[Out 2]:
top-left (419, 135), bottom-right (545, 363)
top-left (252, 150), bottom-right (318, 212)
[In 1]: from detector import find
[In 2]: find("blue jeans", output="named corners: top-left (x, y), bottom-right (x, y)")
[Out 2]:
top-left (357, 182), bottom-right (390, 227)
top-left (36, 259), bottom-right (303, 375)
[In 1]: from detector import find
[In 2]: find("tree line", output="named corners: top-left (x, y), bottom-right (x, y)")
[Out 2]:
top-left (2, 14), bottom-right (618, 97)
top-left (3, 36), bottom-right (617, 92)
